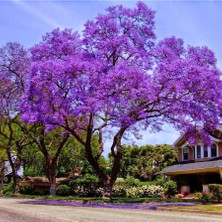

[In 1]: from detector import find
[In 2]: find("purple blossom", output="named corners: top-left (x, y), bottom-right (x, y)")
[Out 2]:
top-left (19, 1), bottom-right (222, 194)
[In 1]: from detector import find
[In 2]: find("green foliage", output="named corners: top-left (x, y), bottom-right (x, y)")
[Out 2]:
top-left (163, 180), bottom-right (177, 197)
top-left (113, 184), bottom-right (164, 198)
top-left (125, 187), bottom-right (138, 198)
top-left (154, 176), bottom-right (166, 187)
top-left (209, 184), bottom-right (222, 202)
top-left (195, 192), bottom-right (215, 203)
top-left (122, 177), bottom-right (138, 187)
top-left (66, 174), bottom-right (100, 197)
top-left (56, 185), bottom-right (71, 196)
top-left (138, 185), bottom-right (164, 198)
top-left (19, 186), bottom-right (49, 195)
top-left (57, 137), bottom-right (85, 177)
top-left (109, 144), bottom-right (176, 181)
top-left (22, 146), bottom-right (47, 177)
top-left (3, 183), bottom-right (13, 195)
top-left (112, 185), bottom-right (126, 197)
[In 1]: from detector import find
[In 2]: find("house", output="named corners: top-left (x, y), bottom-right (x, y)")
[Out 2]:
top-left (20, 167), bottom-right (82, 190)
top-left (20, 176), bottom-right (67, 190)
top-left (160, 128), bottom-right (222, 194)
top-left (4, 172), bottom-right (22, 184)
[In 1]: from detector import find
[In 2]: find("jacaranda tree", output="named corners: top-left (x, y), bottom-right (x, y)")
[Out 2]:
top-left (0, 42), bottom-right (32, 194)
top-left (0, 43), bottom-right (70, 195)
top-left (21, 2), bottom-right (222, 197)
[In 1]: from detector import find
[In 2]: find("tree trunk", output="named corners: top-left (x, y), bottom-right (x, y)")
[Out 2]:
top-left (12, 173), bottom-right (20, 194)
top-left (0, 159), bottom-right (5, 193)
top-left (49, 183), bottom-right (56, 196)
top-left (102, 178), bottom-right (114, 199)
top-left (6, 150), bottom-right (21, 194)
top-left (48, 166), bottom-right (57, 195)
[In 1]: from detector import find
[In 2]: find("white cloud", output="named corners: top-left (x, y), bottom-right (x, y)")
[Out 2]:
top-left (11, 0), bottom-right (62, 28)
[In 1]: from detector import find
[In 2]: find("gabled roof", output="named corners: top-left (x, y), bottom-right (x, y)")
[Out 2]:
top-left (24, 176), bottom-right (67, 183)
top-left (172, 128), bottom-right (222, 148)
top-left (160, 158), bottom-right (222, 175)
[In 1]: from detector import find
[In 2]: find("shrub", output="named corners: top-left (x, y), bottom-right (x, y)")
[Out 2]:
top-left (154, 177), bottom-right (166, 187)
top-left (19, 186), bottom-right (49, 195)
top-left (138, 185), bottom-right (164, 198)
top-left (209, 184), bottom-right (222, 202)
top-left (3, 183), bottom-right (13, 196)
top-left (56, 185), bottom-right (70, 196)
top-left (123, 178), bottom-right (138, 187)
top-left (125, 187), bottom-right (139, 198)
top-left (164, 180), bottom-right (177, 197)
top-left (112, 184), bottom-right (164, 198)
top-left (19, 186), bottom-right (35, 195)
top-left (112, 185), bottom-right (126, 197)
top-left (135, 181), bottom-right (155, 186)
top-left (68, 174), bottom-right (100, 197)
top-left (195, 192), bottom-right (215, 203)
top-left (95, 187), bottom-right (104, 197)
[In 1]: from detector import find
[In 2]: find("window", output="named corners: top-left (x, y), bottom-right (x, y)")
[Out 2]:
top-left (211, 144), bottom-right (217, 157)
top-left (194, 144), bottom-right (218, 159)
top-left (204, 145), bottom-right (208, 158)
top-left (183, 147), bottom-right (189, 160)
top-left (196, 145), bottom-right (201, 159)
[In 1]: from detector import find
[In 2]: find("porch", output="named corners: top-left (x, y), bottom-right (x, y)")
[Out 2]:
top-left (159, 158), bottom-right (222, 193)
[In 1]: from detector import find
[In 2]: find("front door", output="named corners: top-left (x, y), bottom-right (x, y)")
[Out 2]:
top-left (189, 174), bottom-right (202, 193)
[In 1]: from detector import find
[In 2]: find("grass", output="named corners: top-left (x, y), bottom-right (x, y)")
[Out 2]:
top-left (10, 194), bottom-right (198, 203)
top-left (170, 205), bottom-right (222, 213)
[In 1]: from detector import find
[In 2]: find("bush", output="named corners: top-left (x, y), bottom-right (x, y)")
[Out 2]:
top-left (19, 186), bottom-right (49, 195)
top-left (3, 183), bottom-right (13, 196)
top-left (154, 177), bottom-right (166, 187)
top-left (68, 174), bottom-right (100, 197)
top-left (95, 187), bottom-right (104, 197)
top-left (112, 185), bottom-right (126, 197)
top-left (56, 185), bottom-right (71, 196)
top-left (209, 184), bottom-right (222, 202)
top-left (195, 192), bottom-right (215, 203)
top-left (112, 184), bottom-right (164, 198)
top-left (125, 187), bottom-right (138, 198)
top-left (19, 186), bottom-right (34, 195)
top-left (164, 180), bottom-right (177, 197)
top-left (138, 185), bottom-right (164, 198)
top-left (123, 178), bottom-right (138, 187)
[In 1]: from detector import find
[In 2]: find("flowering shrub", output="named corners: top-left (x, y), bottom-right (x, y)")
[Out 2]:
top-left (138, 185), bottom-right (164, 198)
top-left (57, 179), bottom-right (167, 198)
top-left (195, 192), bottom-right (214, 203)
top-left (112, 184), bottom-right (164, 198)
top-left (175, 191), bottom-right (188, 199)
top-left (181, 191), bottom-right (189, 196)
top-left (95, 188), bottom-right (104, 197)
top-left (126, 187), bottom-right (139, 198)
top-left (112, 185), bottom-right (126, 197)
top-left (175, 193), bottom-right (184, 199)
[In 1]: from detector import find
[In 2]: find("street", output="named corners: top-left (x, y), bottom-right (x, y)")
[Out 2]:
top-left (0, 197), bottom-right (222, 222)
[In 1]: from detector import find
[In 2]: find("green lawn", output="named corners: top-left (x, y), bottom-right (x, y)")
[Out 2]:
top-left (12, 194), bottom-right (198, 203)
top-left (171, 205), bottom-right (222, 213)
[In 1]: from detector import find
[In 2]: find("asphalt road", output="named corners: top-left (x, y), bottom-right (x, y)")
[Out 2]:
top-left (0, 197), bottom-right (222, 222)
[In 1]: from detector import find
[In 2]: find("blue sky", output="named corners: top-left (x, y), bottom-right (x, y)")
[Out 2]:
top-left (1, 0), bottom-right (222, 148)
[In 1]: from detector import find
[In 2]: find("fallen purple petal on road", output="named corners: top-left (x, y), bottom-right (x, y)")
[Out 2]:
top-left (20, 199), bottom-right (199, 211)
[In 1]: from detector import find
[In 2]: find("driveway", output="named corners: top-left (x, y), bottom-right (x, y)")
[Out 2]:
top-left (0, 197), bottom-right (222, 222)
